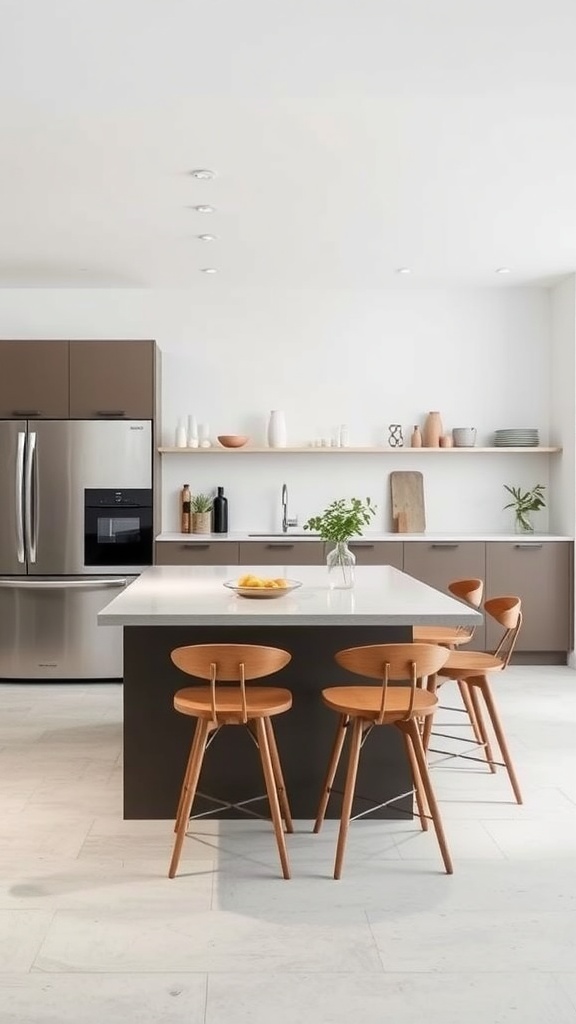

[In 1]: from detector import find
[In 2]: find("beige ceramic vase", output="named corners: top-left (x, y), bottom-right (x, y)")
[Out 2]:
top-left (410, 425), bottom-right (422, 448)
top-left (423, 411), bottom-right (443, 448)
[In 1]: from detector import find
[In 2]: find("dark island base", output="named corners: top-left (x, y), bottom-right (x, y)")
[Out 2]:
top-left (123, 624), bottom-right (413, 821)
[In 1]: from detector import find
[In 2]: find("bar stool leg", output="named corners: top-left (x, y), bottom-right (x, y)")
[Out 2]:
top-left (169, 717), bottom-right (211, 879)
top-left (474, 679), bottom-right (523, 804)
top-left (254, 717), bottom-right (291, 880)
top-left (467, 682), bottom-right (497, 772)
top-left (334, 716), bottom-right (363, 880)
top-left (314, 714), bottom-right (349, 834)
top-left (400, 725), bottom-right (429, 830)
top-left (174, 722), bottom-right (203, 834)
top-left (264, 717), bottom-right (294, 833)
top-left (405, 718), bottom-right (453, 875)
top-left (422, 675), bottom-right (439, 752)
top-left (457, 680), bottom-right (485, 748)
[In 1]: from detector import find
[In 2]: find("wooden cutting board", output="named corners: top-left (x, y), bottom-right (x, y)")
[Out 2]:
top-left (390, 471), bottom-right (426, 533)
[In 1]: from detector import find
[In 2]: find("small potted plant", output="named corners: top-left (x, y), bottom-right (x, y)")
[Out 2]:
top-left (304, 497), bottom-right (376, 588)
top-left (191, 493), bottom-right (213, 534)
top-left (503, 483), bottom-right (546, 534)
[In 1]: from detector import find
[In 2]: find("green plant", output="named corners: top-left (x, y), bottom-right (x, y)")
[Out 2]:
top-left (503, 483), bottom-right (546, 531)
top-left (191, 493), bottom-right (213, 514)
top-left (304, 496), bottom-right (376, 541)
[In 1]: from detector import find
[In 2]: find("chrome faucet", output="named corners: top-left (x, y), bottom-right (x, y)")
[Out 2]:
top-left (281, 483), bottom-right (297, 532)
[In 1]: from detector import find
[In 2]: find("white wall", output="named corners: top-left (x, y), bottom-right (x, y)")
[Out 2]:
top-left (0, 286), bottom-right (555, 534)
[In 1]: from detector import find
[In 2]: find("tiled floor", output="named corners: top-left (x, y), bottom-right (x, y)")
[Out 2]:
top-left (1, 666), bottom-right (576, 1022)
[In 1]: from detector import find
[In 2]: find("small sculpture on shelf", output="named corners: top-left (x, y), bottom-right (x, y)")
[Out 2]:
top-left (388, 424), bottom-right (404, 448)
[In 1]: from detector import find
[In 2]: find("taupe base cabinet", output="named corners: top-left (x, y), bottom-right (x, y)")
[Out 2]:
top-left (403, 541), bottom-right (486, 651)
top-left (156, 538), bottom-right (573, 658)
top-left (485, 541), bottom-right (572, 653)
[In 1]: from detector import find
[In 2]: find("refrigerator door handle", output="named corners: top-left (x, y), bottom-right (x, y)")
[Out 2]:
top-left (15, 432), bottom-right (26, 563)
top-left (0, 578), bottom-right (129, 589)
top-left (24, 431), bottom-right (37, 564)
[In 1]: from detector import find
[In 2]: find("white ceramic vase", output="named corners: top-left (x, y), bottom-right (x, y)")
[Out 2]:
top-left (267, 410), bottom-right (287, 448)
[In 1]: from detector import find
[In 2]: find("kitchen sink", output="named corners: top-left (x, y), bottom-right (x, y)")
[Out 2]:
top-left (247, 533), bottom-right (321, 538)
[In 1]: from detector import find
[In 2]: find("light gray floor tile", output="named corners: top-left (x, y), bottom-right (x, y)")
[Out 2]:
top-left (367, 908), bottom-right (576, 972)
top-left (33, 908), bottom-right (382, 973)
top-left (0, 910), bottom-right (54, 972)
top-left (0, 973), bottom-right (207, 1024)
top-left (205, 971), bottom-right (576, 1024)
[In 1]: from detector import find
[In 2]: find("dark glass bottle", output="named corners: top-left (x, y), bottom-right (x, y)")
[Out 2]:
top-left (213, 486), bottom-right (228, 533)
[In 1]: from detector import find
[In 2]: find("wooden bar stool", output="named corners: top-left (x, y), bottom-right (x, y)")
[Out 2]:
top-left (423, 597), bottom-right (523, 803)
top-left (168, 643), bottom-right (293, 880)
top-left (414, 578), bottom-right (485, 753)
top-left (314, 643), bottom-right (453, 879)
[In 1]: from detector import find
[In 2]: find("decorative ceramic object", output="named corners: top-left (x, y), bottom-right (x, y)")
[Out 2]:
top-left (217, 435), bottom-right (249, 448)
top-left (187, 415), bottom-right (198, 447)
top-left (439, 434), bottom-right (453, 448)
top-left (410, 425), bottom-right (422, 448)
top-left (198, 423), bottom-right (211, 448)
top-left (452, 427), bottom-right (477, 447)
top-left (423, 411), bottom-right (443, 447)
top-left (388, 424), bottom-right (404, 447)
top-left (175, 418), bottom-right (187, 448)
top-left (267, 410), bottom-right (287, 448)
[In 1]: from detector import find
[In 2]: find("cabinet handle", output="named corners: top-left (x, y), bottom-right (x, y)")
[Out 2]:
top-left (12, 410), bottom-right (40, 417)
top-left (349, 543), bottom-right (375, 549)
top-left (96, 410), bottom-right (126, 417)
top-left (514, 543), bottom-right (543, 550)
top-left (181, 543), bottom-right (210, 550)
top-left (430, 543), bottom-right (459, 549)
top-left (266, 543), bottom-right (294, 549)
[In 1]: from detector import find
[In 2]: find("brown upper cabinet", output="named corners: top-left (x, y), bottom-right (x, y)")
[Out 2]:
top-left (69, 340), bottom-right (155, 419)
top-left (0, 341), bottom-right (70, 418)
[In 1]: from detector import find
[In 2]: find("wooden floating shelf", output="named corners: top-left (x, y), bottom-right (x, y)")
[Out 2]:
top-left (158, 445), bottom-right (562, 454)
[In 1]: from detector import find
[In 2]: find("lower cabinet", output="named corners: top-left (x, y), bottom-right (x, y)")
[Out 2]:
top-left (403, 541), bottom-right (487, 650)
top-left (344, 540), bottom-right (403, 569)
top-left (238, 541), bottom-right (324, 565)
top-left (155, 542), bottom-right (239, 565)
top-left (485, 541), bottom-right (572, 653)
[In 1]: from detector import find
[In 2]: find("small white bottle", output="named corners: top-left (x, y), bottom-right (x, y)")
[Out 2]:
top-left (187, 415), bottom-right (199, 448)
top-left (339, 424), bottom-right (350, 447)
top-left (175, 418), bottom-right (187, 448)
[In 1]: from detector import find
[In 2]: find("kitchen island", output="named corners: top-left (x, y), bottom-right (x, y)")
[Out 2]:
top-left (98, 564), bottom-right (481, 820)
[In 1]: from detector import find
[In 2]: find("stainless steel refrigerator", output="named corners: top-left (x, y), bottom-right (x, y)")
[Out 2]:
top-left (0, 419), bottom-right (152, 679)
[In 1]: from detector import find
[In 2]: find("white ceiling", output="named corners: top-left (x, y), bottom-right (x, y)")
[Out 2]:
top-left (3, 0), bottom-right (576, 288)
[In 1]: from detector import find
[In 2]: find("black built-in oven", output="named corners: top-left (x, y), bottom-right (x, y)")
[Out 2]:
top-left (84, 489), bottom-right (153, 568)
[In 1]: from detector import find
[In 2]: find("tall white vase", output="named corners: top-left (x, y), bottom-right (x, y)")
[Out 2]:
top-left (267, 410), bottom-right (287, 448)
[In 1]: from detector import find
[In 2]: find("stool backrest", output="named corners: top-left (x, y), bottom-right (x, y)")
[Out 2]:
top-left (334, 643), bottom-right (449, 725)
top-left (485, 596), bottom-right (522, 666)
top-left (171, 644), bottom-right (291, 724)
top-left (448, 578), bottom-right (484, 608)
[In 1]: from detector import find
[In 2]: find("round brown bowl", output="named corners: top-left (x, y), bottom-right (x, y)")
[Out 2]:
top-left (217, 435), bottom-right (249, 448)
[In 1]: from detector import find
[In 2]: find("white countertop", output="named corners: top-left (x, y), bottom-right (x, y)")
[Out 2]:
top-left (98, 564), bottom-right (483, 628)
top-left (156, 531), bottom-right (573, 543)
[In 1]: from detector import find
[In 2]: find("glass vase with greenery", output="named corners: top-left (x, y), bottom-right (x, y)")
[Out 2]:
top-left (503, 483), bottom-right (546, 534)
top-left (304, 497), bottom-right (376, 588)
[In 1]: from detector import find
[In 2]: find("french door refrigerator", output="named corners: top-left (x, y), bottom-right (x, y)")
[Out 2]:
top-left (0, 419), bottom-right (152, 679)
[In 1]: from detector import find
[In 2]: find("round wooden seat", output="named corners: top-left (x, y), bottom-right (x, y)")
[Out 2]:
top-left (437, 650), bottom-right (504, 680)
top-left (321, 685), bottom-right (438, 722)
top-left (174, 685), bottom-right (292, 720)
top-left (413, 625), bottom-right (472, 647)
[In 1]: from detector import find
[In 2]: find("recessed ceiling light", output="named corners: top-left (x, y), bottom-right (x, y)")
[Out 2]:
top-left (197, 234), bottom-right (217, 241)
top-left (396, 267), bottom-right (411, 275)
top-left (496, 267), bottom-right (511, 274)
top-left (191, 205), bottom-right (216, 214)
top-left (189, 169), bottom-right (215, 180)
top-left (200, 267), bottom-right (218, 274)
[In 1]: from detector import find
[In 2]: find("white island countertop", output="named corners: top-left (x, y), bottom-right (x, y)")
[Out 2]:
top-left (98, 564), bottom-right (483, 628)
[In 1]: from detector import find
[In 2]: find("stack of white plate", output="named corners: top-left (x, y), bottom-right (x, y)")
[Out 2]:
top-left (493, 429), bottom-right (539, 447)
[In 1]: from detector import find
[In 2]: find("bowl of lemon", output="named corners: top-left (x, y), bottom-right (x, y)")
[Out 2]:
top-left (224, 574), bottom-right (302, 599)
